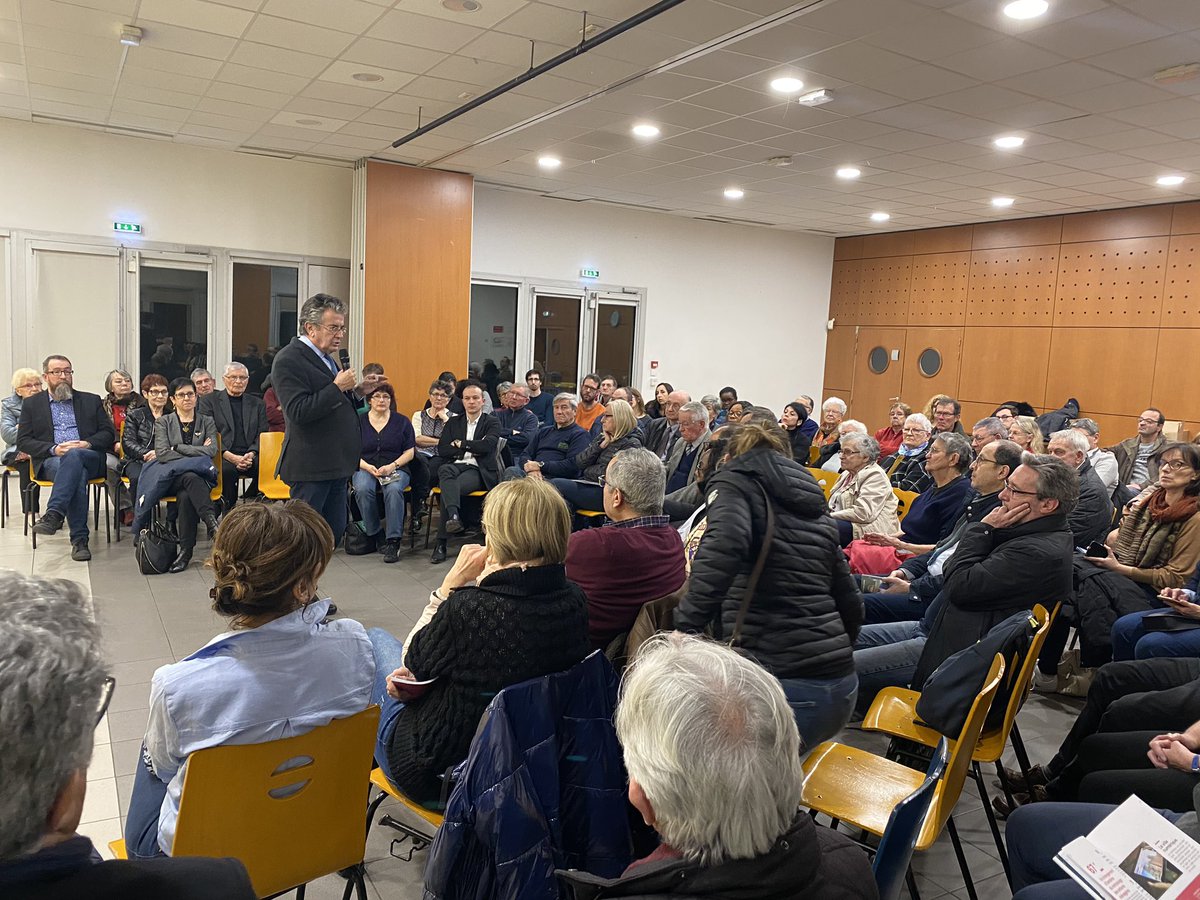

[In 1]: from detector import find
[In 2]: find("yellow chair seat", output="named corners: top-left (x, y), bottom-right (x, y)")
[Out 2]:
top-left (109, 838), bottom-right (127, 859)
top-left (806, 467), bottom-right (834, 500)
top-left (862, 686), bottom-right (1012, 766)
top-left (369, 767), bottom-right (445, 828)
top-left (576, 509), bottom-right (605, 518)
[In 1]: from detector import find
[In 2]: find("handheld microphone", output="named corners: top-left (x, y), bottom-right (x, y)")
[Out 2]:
top-left (338, 349), bottom-right (350, 371)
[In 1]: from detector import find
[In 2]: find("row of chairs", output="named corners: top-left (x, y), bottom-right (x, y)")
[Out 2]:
top-left (807, 466), bottom-right (919, 523)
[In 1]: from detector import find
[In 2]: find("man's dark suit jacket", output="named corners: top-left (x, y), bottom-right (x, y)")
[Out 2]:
top-left (17, 390), bottom-right (114, 468)
top-left (436, 413), bottom-right (503, 489)
top-left (271, 337), bottom-right (360, 483)
top-left (199, 390), bottom-right (269, 458)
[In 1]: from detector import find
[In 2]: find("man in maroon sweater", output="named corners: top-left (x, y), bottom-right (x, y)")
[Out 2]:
top-left (565, 447), bottom-right (687, 650)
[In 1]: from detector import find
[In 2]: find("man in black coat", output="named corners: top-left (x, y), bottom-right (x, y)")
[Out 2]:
top-left (18, 355), bottom-right (114, 561)
top-left (1047, 427), bottom-right (1114, 548)
top-left (270, 294), bottom-right (361, 541)
top-left (199, 362), bottom-right (269, 515)
top-left (431, 382), bottom-right (500, 564)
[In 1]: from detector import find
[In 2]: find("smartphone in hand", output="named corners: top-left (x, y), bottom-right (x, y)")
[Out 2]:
top-left (1084, 541), bottom-right (1108, 558)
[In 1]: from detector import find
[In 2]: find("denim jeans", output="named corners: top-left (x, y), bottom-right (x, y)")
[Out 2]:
top-left (853, 621), bottom-right (925, 713)
top-left (352, 469), bottom-right (410, 542)
top-left (124, 745), bottom-right (169, 858)
top-left (1111, 608), bottom-right (1200, 661)
top-left (366, 627), bottom-right (407, 779)
top-left (39, 448), bottom-right (104, 542)
top-left (777, 671), bottom-right (858, 751)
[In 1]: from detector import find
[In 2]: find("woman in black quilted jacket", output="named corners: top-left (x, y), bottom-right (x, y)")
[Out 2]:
top-left (675, 421), bottom-right (864, 750)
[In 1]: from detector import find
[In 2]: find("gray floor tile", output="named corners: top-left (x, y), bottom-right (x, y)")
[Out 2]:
top-left (111, 738), bottom-right (144, 778)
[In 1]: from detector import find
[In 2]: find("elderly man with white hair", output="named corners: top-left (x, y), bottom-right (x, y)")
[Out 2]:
top-left (559, 633), bottom-right (876, 899)
top-left (0, 573), bottom-right (255, 899)
top-left (199, 361), bottom-right (269, 515)
top-left (1046, 428), bottom-right (1114, 549)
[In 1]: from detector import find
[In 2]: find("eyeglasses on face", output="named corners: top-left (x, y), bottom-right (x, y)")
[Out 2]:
top-left (46, 368), bottom-right (73, 376)
top-left (1138, 417), bottom-right (1162, 425)
top-left (226, 375), bottom-right (249, 382)
top-left (1003, 477), bottom-right (1040, 497)
top-left (317, 323), bottom-right (347, 334)
top-left (902, 427), bottom-right (928, 435)
top-left (95, 675), bottom-right (116, 725)
top-left (146, 388), bottom-right (169, 396)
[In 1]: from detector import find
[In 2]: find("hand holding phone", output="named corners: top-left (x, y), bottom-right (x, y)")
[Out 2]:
top-left (1084, 541), bottom-right (1109, 558)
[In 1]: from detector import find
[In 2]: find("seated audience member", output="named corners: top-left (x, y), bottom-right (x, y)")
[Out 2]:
top-left (712, 385), bottom-right (737, 428)
top-left (699, 393), bottom-right (720, 426)
top-left (409, 379), bottom-right (456, 533)
top-left (0, 573), bottom-right (256, 900)
top-left (524, 368), bottom-right (553, 424)
top-left (598, 374), bottom-right (617, 406)
top-left (931, 397), bottom-right (964, 435)
top-left (494, 380), bottom-right (512, 408)
top-left (262, 374), bottom-right (285, 431)
top-left (625, 386), bottom-right (650, 430)
top-left (1061, 442), bottom-right (1200, 675)
top-left (360, 361), bottom-right (386, 390)
top-left (504, 393), bottom-right (591, 482)
top-left (880, 413), bottom-right (934, 493)
top-left (1046, 428), bottom-right (1114, 547)
top-left (970, 416), bottom-right (1008, 453)
top-left (874, 401), bottom-right (911, 458)
top-left (426, 371), bottom-right (466, 416)
top-left (644, 389), bottom-right (687, 458)
top-left (550, 399), bottom-right (642, 516)
top-left (121, 375), bottom-right (172, 514)
top-left (566, 448), bottom-right (686, 650)
top-left (818, 419), bottom-right (868, 472)
top-left (1112, 562), bottom-right (1200, 661)
top-left (677, 428), bottom-right (733, 559)
top-left (780, 401), bottom-right (813, 461)
top-left (2, 367), bottom-right (43, 514)
top-left (994, 401), bottom-right (1037, 423)
top-left (355, 382), bottom-right (415, 563)
top-left (846, 431), bottom-right (973, 573)
top-left (189, 368), bottom-right (215, 397)
top-left (560, 633), bottom-right (878, 900)
top-left (102, 368), bottom-right (144, 522)
top-left (814, 396), bottom-right (847, 448)
top-left (494, 381), bottom-right (539, 464)
top-left (575, 373), bottom-right (605, 431)
top-left (726, 399), bottom-right (750, 423)
top-left (1008, 415), bottom-right (1045, 453)
top-left (676, 421), bottom-right (863, 747)
top-left (458, 371), bottom-right (493, 414)
top-left (645, 382), bottom-right (672, 419)
top-left (369, 478), bottom-right (589, 804)
top-left (21, 354), bottom-right (114, 562)
top-left (124, 502), bottom-right (375, 859)
top-left (828, 433), bottom-right (900, 547)
top-left (664, 401), bottom-right (710, 494)
top-left (430, 382), bottom-right (500, 564)
top-left (1070, 417), bottom-right (1119, 495)
top-left (200, 363), bottom-right (268, 515)
top-left (795, 394), bottom-right (820, 443)
top-left (1112, 408), bottom-right (1168, 496)
top-left (153, 378), bottom-right (219, 573)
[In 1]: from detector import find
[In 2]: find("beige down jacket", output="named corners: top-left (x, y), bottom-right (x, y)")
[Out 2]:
top-left (829, 463), bottom-right (900, 539)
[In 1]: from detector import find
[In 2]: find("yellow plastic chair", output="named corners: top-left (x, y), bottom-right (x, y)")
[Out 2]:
top-left (806, 467), bottom-right (834, 501)
top-left (808, 444), bottom-right (820, 465)
top-left (364, 767), bottom-right (446, 858)
top-left (800, 654), bottom-right (1005, 900)
top-left (25, 459), bottom-right (110, 548)
top-left (257, 432), bottom-right (291, 501)
top-left (1, 464), bottom-right (17, 528)
top-left (893, 489), bottom-right (918, 523)
top-left (111, 706), bottom-right (379, 899)
top-left (422, 485), bottom-right (489, 548)
top-left (861, 604), bottom-right (1057, 882)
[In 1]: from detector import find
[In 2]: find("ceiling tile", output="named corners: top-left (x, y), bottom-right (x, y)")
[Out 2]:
top-left (871, 64), bottom-right (978, 102)
top-left (137, 0), bottom-right (254, 38)
top-left (226, 41), bottom-right (331, 77)
top-left (368, 8), bottom-right (486, 53)
top-left (1112, 0), bottom-right (1200, 30)
top-left (205, 81), bottom-right (290, 109)
top-left (261, 0), bottom-right (386, 33)
top-left (1019, 7), bottom-right (1171, 59)
top-left (242, 16), bottom-right (356, 56)
top-left (122, 45), bottom-right (222, 77)
top-left (132, 20), bottom-right (238, 59)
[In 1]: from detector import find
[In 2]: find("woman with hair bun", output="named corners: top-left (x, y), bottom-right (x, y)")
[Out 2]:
top-left (123, 500), bottom-right (375, 859)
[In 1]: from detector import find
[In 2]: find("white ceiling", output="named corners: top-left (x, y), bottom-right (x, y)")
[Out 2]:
top-left (3, 0), bottom-right (1200, 233)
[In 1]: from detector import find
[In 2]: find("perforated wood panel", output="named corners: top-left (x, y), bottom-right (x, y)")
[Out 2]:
top-left (1151, 329), bottom-right (1200, 425)
top-left (1053, 238), bottom-right (1167, 327)
top-left (900, 326), bottom-right (962, 405)
top-left (857, 258), bottom-right (911, 325)
top-left (850, 327), bottom-right (906, 424)
top-left (822, 326), bottom-right (857, 396)
top-left (1163, 235), bottom-right (1200, 327)
top-left (908, 252), bottom-right (969, 325)
top-left (828, 259), bottom-right (861, 324)
top-left (966, 246), bottom-right (1059, 325)
top-left (957, 326), bottom-right (1052, 408)
top-left (1044, 327), bottom-right (1155, 417)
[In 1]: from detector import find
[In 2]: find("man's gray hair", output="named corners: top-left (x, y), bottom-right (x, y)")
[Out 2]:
top-left (822, 396), bottom-right (847, 415)
top-left (1021, 452), bottom-right (1079, 515)
top-left (1050, 428), bottom-right (1089, 455)
top-left (841, 431), bottom-right (880, 462)
top-left (608, 448), bottom-right (666, 515)
top-left (1069, 417), bottom-right (1100, 437)
top-left (0, 573), bottom-right (105, 859)
top-left (298, 292), bottom-right (347, 331)
top-left (678, 400), bottom-right (710, 427)
top-left (905, 412), bottom-right (932, 432)
top-left (553, 392), bottom-right (578, 411)
top-left (974, 417), bottom-right (1008, 440)
top-left (616, 633), bottom-right (802, 867)
top-left (190, 368), bottom-right (213, 381)
top-left (223, 362), bottom-right (248, 376)
top-left (932, 431), bottom-right (974, 473)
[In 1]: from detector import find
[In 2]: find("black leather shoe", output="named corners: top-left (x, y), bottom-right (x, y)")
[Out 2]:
top-left (445, 513), bottom-right (464, 535)
top-left (71, 540), bottom-right (91, 562)
top-left (203, 512), bottom-right (219, 540)
top-left (409, 502), bottom-right (427, 534)
top-left (383, 540), bottom-right (400, 564)
top-left (33, 510), bottom-right (65, 535)
top-left (430, 542), bottom-right (447, 564)
top-left (168, 548), bottom-right (193, 573)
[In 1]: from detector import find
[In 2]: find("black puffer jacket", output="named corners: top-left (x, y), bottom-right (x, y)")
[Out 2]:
top-left (675, 447), bottom-right (863, 680)
top-left (575, 432), bottom-right (642, 482)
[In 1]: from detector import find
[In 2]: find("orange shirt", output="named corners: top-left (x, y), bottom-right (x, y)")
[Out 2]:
top-left (576, 401), bottom-right (604, 432)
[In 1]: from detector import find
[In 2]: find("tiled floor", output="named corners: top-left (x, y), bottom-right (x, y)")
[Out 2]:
top-left (4, 506), bottom-right (1084, 900)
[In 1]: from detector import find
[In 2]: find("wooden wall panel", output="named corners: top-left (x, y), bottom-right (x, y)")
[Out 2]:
top-left (900, 326), bottom-right (962, 407)
top-left (850, 326), bottom-right (906, 422)
top-left (822, 325), bottom-right (857, 394)
top-left (1172, 202), bottom-right (1200, 235)
top-left (957, 326), bottom-right (1052, 409)
top-left (1061, 205), bottom-right (1173, 243)
top-left (828, 259), bottom-right (861, 325)
top-left (1052, 237), bottom-right (1167, 328)
top-left (861, 230), bottom-right (915, 259)
top-left (1164, 235), bottom-right (1200, 327)
top-left (1151, 329), bottom-right (1200, 425)
top-left (1044, 327), bottom-right (1155, 417)
top-left (1092, 413), bottom-right (1140, 449)
top-left (960, 400), bottom-right (1002, 429)
top-left (973, 216), bottom-right (1062, 250)
top-left (908, 252), bottom-right (969, 325)
top-left (912, 225), bottom-right (972, 255)
top-left (966, 245), bottom-right (1058, 325)
top-left (834, 235), bottom-right (865, 260)
top-left (364, 161), bottom-right (473, 416)
top-left (858, 258), bottom-right (911, 325)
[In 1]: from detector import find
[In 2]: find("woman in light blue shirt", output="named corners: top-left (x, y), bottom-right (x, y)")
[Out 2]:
top-left (123, 501), bottom-right (375, 858)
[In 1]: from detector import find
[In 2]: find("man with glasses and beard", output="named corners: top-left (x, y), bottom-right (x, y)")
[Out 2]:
top-left (18, 355), bottom-right (114, 561)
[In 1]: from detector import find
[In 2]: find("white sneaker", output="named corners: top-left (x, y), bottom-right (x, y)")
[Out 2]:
top-left (1031, 669), bottom-right (1058, 694)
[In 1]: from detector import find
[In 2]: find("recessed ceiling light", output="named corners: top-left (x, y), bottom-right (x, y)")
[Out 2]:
top-left (295, 118), bottom-right (323, 127)
top-left (1003, 0), bottom-right (1049, 19)
top-left (769, 76), bottom-right (804, 94)
top-left (870, 212), bottom-right (891, 222)
top-left (119, 24), bottom-right (142, 46)
top-left (836, 167), bottom-right (861, 179)
top-left (538, 155), bottom-right (562, 169)
top-left (724, 187), bottom-right (744, 199)
top-left (1157, 174), bottom-right (1186, 186)
top-left (441, 0), bottom-right (481, 10)
top-left (351, 72), bottom-right (384, 83)
top-left (993, 134), bottom-right (1025, 149)
top-left (992, 197), bottom-right (1016, 207)
top-left (631, 123), bottom-right (660, 138)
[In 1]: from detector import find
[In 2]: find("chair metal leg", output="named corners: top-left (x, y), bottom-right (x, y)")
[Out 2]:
top-left (365, 787), bottom-right (387, 839)
top-left (945, 816), bottom-right (977, 900)
top-left (973, 762), bottom-right (1012, 885)
top-left (295, 884), bottom-right (305, 900)
top-left (905, 866), bottom-right (921, 900)
top-left (424, 494), bottom-right (437, 549)
top-left (1010, 723), bottom-right (1034, 783)
top-left (2, 470), bottom-right (8, 528)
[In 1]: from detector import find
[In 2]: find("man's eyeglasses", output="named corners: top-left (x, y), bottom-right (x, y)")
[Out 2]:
top-left (46, 368), bottom-right (73, 376)
top-left (226, 375), bottom-right (249, 382)
top-left (95, 675), bottom-right (115, 726)
top-left (598, 475), bottom-right (618, 490)
top-left (1138, 417), bottom-right (1163, 425)
top-left (1003, 478), bottom-right (1040, 497)
top-left (317, 323), bottom-right (347, 334)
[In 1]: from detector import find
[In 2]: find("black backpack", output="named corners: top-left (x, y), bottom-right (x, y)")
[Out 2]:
top-left (914, 609), bottom-right (1037, 737)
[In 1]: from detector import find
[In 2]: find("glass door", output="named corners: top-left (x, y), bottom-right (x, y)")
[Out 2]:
top-left (469, 280), bottom-right (519, 405)
top-left (592, 296), bottom-right (639, 387)
top-left (231, 261), bottom-right (299, 395)
top-left (134, 254), bottom-right (213, 385)
top-left (532, 290), bottom-right (584, 394)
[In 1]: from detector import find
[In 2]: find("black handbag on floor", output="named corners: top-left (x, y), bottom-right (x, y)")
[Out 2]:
top-left (136, 522), bottom-right (178, 575)
top-left (344, 521), bottom-right (377, 556)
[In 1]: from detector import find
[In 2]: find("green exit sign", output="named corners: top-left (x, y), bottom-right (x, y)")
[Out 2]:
top-left (580, 267), bottom-right (599, 278)
top-left (113, 221), bottom-right (142, 234)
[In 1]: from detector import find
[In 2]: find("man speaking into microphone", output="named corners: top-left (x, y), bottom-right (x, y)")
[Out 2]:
top-left (271, 293), bottom-right (361, 542)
